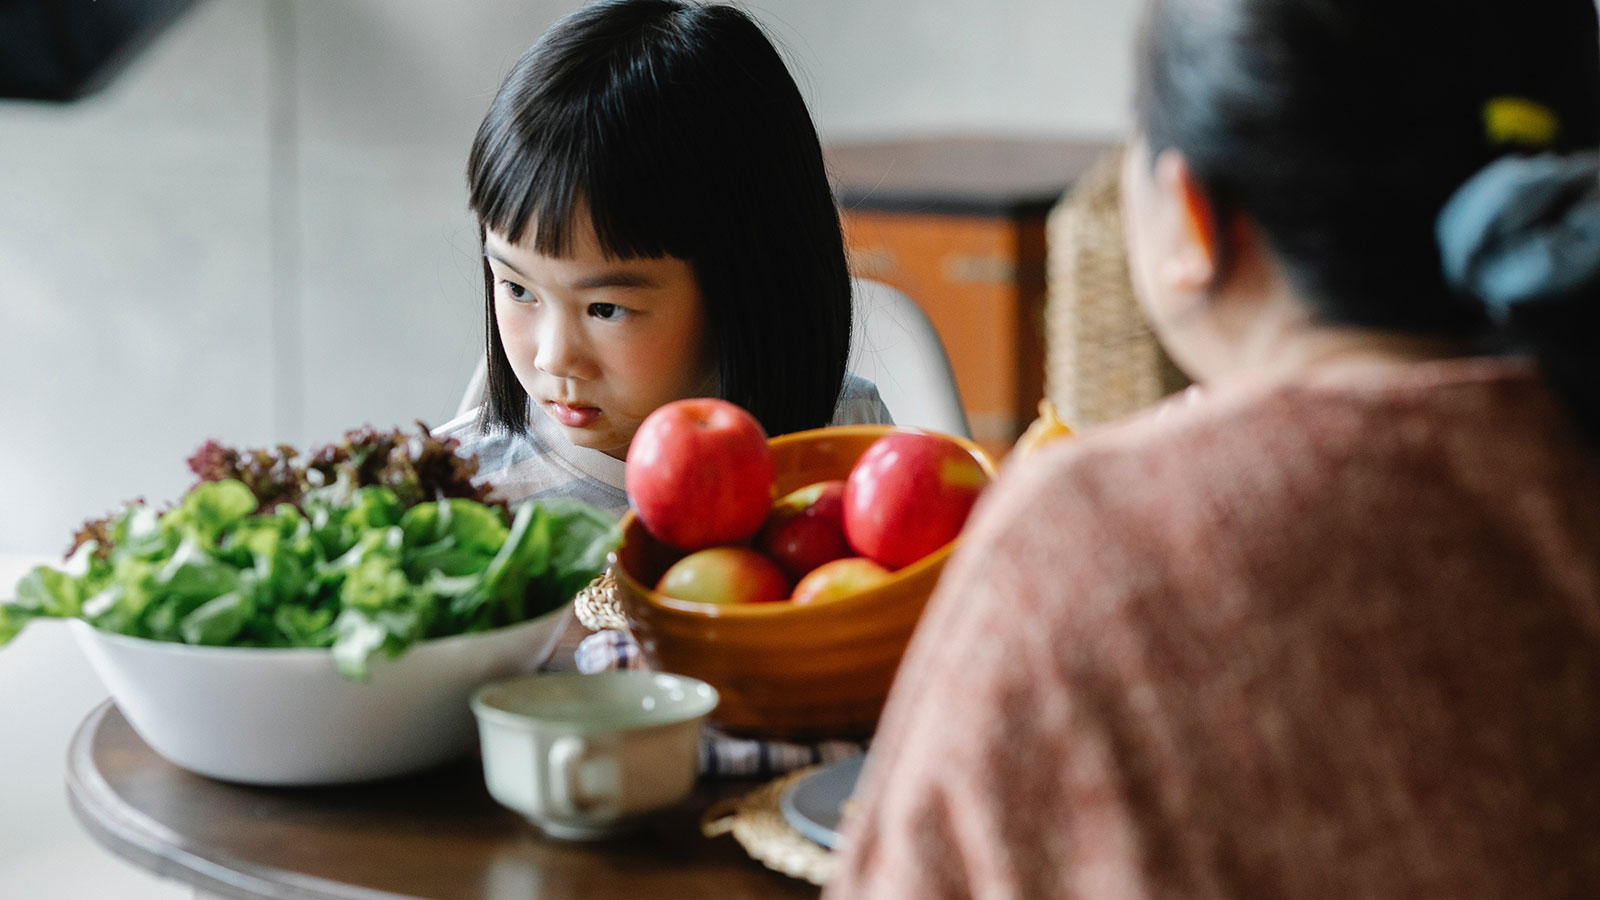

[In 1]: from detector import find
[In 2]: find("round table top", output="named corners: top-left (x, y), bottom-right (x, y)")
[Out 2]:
top-left (66, 701), bottom-right (820, 900)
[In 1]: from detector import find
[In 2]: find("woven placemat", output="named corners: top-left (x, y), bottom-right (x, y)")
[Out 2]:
top-left (575, 567), bottom-right (627, 631)
top-left (701, 764), bottom-right (835, 886)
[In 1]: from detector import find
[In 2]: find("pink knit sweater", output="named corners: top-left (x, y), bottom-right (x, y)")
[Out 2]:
top-left (825, 357), bottom-right (1600, 900)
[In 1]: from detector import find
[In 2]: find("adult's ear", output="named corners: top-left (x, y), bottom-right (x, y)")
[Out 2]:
top-left (1152, 148), bottom-right (1223, 293)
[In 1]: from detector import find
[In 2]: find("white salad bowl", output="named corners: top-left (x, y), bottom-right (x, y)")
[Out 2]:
top-left (69, 603), bottom-right (572, 786)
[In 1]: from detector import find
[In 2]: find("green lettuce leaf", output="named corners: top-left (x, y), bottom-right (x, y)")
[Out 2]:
top-left (0, 566), bottom-right (85, 644)
top-left (0, 437), bottom-right (618, 681)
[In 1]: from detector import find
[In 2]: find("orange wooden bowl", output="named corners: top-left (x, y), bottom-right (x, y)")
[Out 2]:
top-left (612, 425), bottom-right (998, 742)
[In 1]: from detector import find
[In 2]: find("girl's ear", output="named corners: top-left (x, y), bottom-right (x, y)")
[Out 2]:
top-left (1152, 148), bottom-right (1223, 293)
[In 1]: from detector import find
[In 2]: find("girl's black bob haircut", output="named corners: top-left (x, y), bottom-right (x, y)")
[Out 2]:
top-left (467, 0), bottom-right (853, 440)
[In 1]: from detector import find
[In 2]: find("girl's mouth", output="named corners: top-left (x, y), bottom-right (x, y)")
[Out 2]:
top-left (546, 401), bottom-right (601, 428)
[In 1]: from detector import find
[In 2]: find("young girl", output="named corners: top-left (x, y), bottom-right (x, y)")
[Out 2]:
top-left (437, 0), bottom-right (890, 517)
top-left (828, 1), bottom-right (1600, 897)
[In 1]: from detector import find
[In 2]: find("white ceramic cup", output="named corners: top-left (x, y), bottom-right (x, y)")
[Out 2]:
top-left (471, 670), bottom-right (718, 840)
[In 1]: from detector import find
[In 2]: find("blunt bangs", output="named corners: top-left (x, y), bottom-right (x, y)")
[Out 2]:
top-left (467, 9), bottom-right (699, 263)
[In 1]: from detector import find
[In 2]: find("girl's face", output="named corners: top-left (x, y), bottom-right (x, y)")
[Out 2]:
top-left (486, 217), bottom-right (715, 460)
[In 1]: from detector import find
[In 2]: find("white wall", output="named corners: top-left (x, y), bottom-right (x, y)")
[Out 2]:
top-left (0, 0), bottom-right (1135, 894)
top-left (749, 0), bottom-right (1139, 138)
top-left (0, 0), bottom-right (1137, 557)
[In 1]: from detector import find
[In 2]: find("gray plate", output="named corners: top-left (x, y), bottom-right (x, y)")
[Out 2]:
top-left (779, 754), bottom-right (866, 849)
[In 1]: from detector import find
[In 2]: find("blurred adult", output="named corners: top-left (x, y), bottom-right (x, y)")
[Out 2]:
top-left (825, 1), bottom-right (1600, 897)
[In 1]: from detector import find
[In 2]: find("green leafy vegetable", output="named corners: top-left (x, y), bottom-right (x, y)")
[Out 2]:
top-left (3, 429), bottom-right (619, 678)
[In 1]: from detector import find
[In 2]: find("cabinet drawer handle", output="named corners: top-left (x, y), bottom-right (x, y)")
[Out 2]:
top-left (849, 246), bottom-right (898, 279)
top-left (967, 410), bottom-right (1022, 443)
top-left (943, 254), bottom-right (1016, 284)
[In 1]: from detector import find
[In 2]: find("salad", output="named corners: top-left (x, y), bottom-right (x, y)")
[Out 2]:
top-left (0, 424), bottom-right (618, 678)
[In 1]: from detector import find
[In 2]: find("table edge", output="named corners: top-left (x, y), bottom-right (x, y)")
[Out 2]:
top-left (65, 700), bottom-right (420, 900)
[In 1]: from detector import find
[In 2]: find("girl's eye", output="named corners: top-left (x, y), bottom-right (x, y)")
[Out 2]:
top-left (588, 302), bottom-right (628, 321)
top-left (499, 280), bottom-right (533, 303)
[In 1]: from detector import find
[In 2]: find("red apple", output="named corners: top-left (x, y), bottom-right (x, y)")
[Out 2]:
top-left (790, 556), bottom-right (892, 605)
top-left (755, 479), bottom-right (851, 580)
top-left (655, 547), bottom-right (790, 605)
top-left (843, 432), bottom-right (990, 569)
top-left (626, 398), bottom-right (775, 551)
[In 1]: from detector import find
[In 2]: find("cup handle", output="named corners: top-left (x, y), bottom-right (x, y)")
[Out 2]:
top-left (550, 735), bottom-right (602, 815)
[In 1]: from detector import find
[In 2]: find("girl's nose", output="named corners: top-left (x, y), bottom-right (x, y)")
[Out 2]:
top-left (533, 312), bottom-right (596, 380)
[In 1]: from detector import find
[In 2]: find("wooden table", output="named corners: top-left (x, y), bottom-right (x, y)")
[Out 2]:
top-left (66, 701), bottom-right (819, 900)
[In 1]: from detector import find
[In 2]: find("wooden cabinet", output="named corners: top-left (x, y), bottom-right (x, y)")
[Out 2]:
top-left (827, 138), bottom-right (1114, 459)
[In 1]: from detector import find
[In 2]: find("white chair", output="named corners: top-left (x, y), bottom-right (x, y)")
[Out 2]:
top-left (457, 277), bottom-right (970, 438)
top-left (845, 278), bottom-right (969, 437)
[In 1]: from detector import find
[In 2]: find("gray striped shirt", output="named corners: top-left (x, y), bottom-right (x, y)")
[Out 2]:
top-left (435, 374), bottom-right (893, 515)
